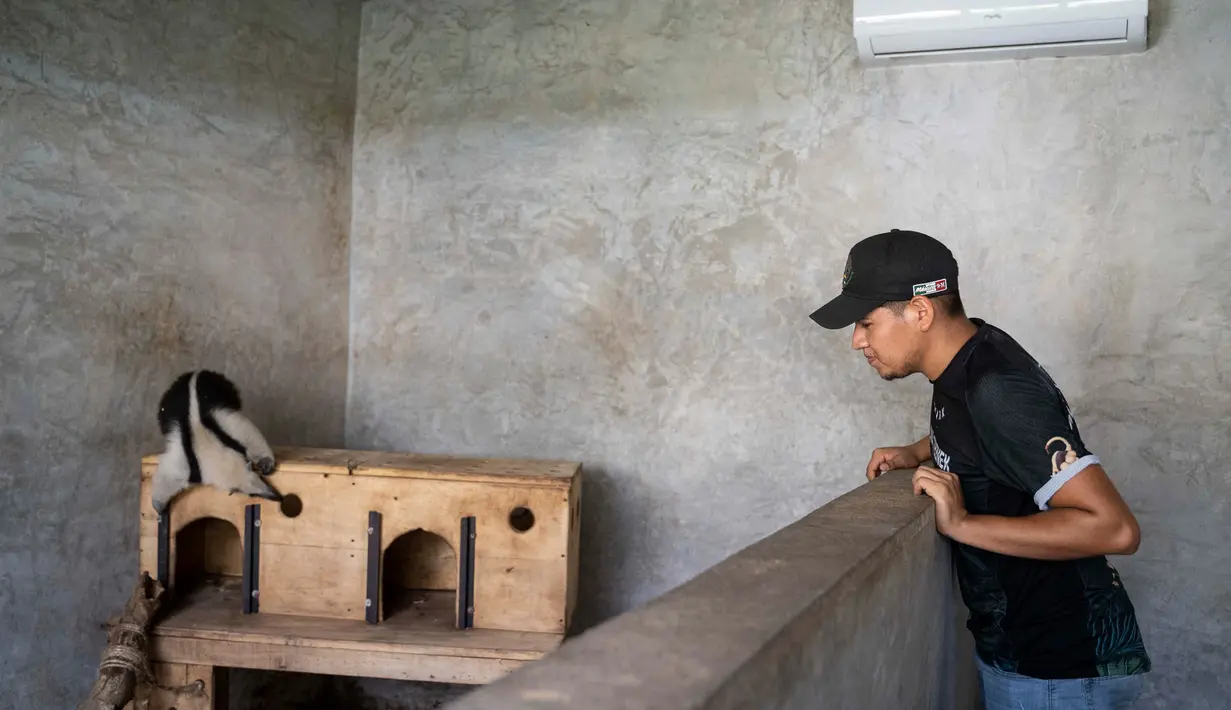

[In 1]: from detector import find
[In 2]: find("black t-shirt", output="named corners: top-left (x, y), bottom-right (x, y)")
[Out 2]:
top-left (929, 318), bottom-right (1151, 680)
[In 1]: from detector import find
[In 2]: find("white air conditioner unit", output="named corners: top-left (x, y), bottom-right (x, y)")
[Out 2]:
top-left (853, 0), bottom-right (1148, 67)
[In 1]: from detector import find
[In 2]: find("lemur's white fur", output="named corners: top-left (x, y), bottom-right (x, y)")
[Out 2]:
top-left (151, 370), bottom-right (281, 514)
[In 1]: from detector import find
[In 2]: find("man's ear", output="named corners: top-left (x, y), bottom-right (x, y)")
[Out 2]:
top-left (911, 296), bottom-right (936, 331)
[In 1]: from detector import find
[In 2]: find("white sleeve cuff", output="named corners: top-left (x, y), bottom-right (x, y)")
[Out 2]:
top-left (1034, 454), bottom-right (1100, 510)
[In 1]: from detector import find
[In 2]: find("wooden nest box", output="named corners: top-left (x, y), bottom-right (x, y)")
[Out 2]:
top-left (135, 446), bottom-right (582, 705)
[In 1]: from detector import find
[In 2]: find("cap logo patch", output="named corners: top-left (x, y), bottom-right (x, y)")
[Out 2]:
top-left (912, 278), bottom-right (947, 296)
top-left (842, 253), bottom-right (853, 288)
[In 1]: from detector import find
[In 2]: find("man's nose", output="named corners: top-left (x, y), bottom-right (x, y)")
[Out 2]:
top-left (851, 327), bottom-right (866, 350)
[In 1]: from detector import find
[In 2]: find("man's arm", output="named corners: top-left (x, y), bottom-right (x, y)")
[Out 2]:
top-left (914, 365), bottom-right (1142, 561)
top-left (909, 434), bottom-right (931, 465)
top-left (915, 463), bottom-right (1140, 560)
top-left (867, 434), bottom-right (933, 480)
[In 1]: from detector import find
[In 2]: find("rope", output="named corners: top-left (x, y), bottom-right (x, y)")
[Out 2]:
top-left (97, 627), bottom-right (205, 697)
top-left (115, 623), bottom-right (146, 640)
top-left (98, 645), bottom-right (148, 677)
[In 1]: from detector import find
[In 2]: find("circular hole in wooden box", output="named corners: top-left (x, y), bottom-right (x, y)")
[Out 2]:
top-left (509, 506), bottom-right (535, 532)
top-left (280, 494), bottom-right (303, 518)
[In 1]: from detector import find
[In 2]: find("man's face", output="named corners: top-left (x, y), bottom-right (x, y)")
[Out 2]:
top-left (851, 306), bottom-right (922, 380)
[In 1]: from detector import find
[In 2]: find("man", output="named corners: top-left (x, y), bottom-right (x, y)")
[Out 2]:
top-left (809, 229), bottom-right (1151, 709)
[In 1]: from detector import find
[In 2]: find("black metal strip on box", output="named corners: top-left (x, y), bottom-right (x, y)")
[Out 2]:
top-left (365, 510), bottom-right (382, 624)
top-left (156, 511), bottom-right (170, 590)
top-left (458, 515), bottom-right (476, 629)
top-left (242, 503), bottom-right (261, 614)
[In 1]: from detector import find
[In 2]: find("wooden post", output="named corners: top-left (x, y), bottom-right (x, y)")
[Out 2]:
top-left (124, 664), bottom-right (228, 710)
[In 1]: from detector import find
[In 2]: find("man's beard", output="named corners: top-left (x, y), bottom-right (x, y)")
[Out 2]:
top-left (876, 355), bottom-right (917, 381)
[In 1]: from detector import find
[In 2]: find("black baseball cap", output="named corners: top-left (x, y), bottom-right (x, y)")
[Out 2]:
top-left (809, 229), bottom-right (959, 329)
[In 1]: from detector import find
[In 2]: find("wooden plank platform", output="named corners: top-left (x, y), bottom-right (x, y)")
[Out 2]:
top-left (149, 577), bottom-right (564, 685)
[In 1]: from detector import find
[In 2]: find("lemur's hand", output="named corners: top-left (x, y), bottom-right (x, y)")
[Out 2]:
top-left (251, 456), bottom-right (276, 476)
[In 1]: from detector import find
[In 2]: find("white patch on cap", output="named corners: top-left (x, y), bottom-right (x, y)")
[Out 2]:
top-left (912, 278), bottom-right (947, 296)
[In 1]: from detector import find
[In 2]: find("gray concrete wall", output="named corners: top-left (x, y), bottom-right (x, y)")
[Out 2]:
top-left (0, 1), bottom-right (359, 707)
top-left (441, 471), bottom-right (978, 710)
top-left (348, 1), bottom-right (1231, 708)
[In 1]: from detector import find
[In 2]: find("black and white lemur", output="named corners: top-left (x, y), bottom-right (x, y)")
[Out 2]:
top-left (151, 370), bottom-right (283, 514)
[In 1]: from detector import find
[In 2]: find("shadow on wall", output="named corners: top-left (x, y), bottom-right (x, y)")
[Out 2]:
top-left (0, 1), bottom-right (358, 134)
top-left (1147, 0), bottom-right (1175, 48)
top-left (567, 465), bottom-right (621, 635)
top-left (566, 461), bottom-right (691, 636)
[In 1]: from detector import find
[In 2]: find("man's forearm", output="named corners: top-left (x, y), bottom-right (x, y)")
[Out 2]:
top-left (911, 435), bottom-right (931, 465)
top-left (948, 507), bottom-right (1139, 561)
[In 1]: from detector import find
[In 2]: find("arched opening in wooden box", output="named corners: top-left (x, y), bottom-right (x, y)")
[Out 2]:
top-left (174, 516), bottom-right (242, 600)
top-left (382, 529), bottom-right (456, 627)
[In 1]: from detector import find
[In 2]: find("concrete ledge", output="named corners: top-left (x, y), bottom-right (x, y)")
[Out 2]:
top-left (442, 470), bottom-right (978, 710)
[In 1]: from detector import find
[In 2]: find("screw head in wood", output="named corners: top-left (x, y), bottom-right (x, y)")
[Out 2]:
top-left (365, 599), bottom-right (372, 607)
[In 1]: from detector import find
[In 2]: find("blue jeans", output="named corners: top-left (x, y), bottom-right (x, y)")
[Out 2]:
top-left (977, 656), bottom-right (1146, 709)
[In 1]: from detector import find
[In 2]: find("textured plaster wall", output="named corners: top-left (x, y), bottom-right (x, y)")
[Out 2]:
top-left (349, 1), bottom-right (1230, 708)
top-left (0, 1), bottom-right (358, 707)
